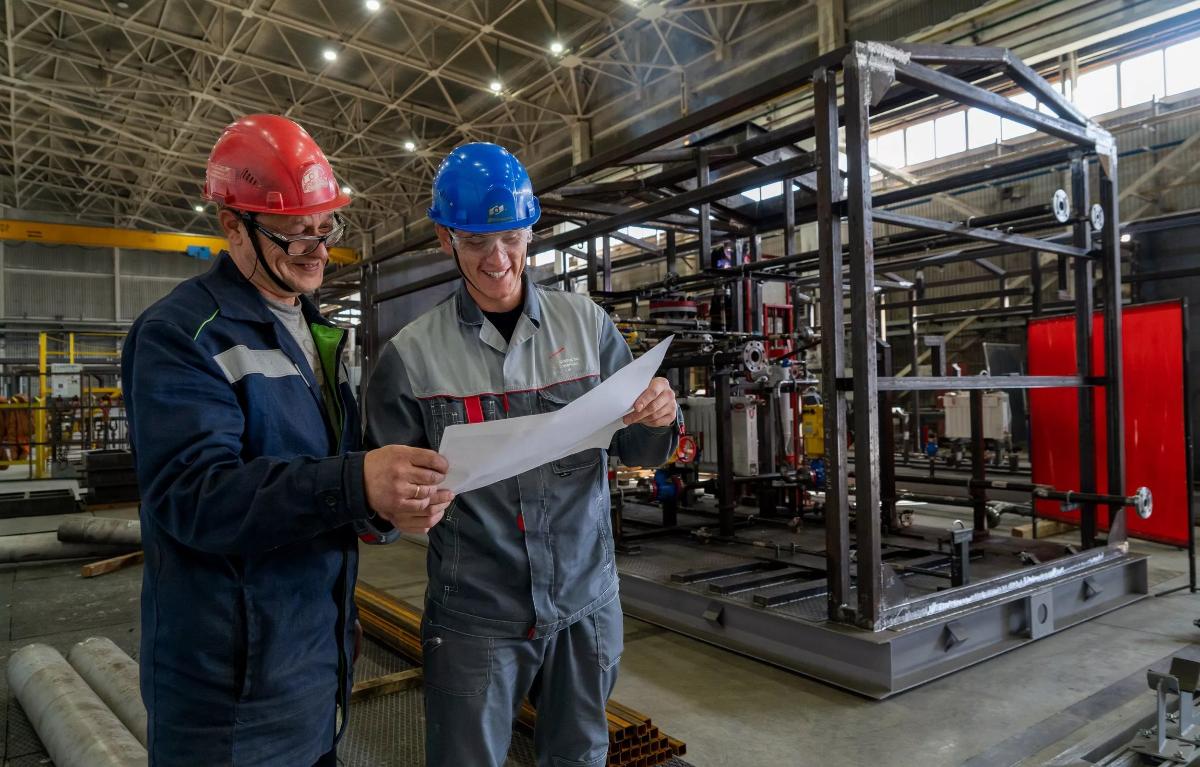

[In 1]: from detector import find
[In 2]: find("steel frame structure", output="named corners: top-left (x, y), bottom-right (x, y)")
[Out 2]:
top-left (352, 39), bottom-right (1161, 696)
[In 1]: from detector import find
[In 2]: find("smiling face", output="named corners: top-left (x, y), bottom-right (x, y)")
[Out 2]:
top-left (436, 224), bottom-right (530, 312)
top-left (220, 208), bottom-right (337, 302)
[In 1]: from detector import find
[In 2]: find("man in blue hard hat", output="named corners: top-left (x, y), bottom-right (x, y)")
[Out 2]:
top-left (364, 143), bottom-right (682, 767)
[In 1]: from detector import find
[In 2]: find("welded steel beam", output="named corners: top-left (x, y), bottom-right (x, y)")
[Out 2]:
top-left (846, 375), bottom-right (1089, 392)
top-left (891, 60), bottom-right (1097, 147)
top-left (844, 46), bottom-right (883, 630)
top-left (871, 209), bottom-right (1089, 258)
top-left (1072, 156), bottom-right (1099, 547)
top-left (1100, 153), bottom-right (1127, 530)
top-left (531, 155), bottom-right (816, 256)
top-left (814, 65), bottom-right (851, 623)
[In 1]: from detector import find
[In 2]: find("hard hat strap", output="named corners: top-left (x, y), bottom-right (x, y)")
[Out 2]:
top-left (239, 212), bottom-right (300, 295)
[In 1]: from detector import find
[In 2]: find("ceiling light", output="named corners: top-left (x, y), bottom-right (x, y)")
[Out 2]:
top-left (403, 140), bottom-right (416, 151)
top-left (489, 80), bottom-right (503, 92)
top-left (365, 0), bottom-right (381, 9)
top-left (1120, 233), bottom-right (1132, 243)
top-left (194, 204), bottom-right (204, 213)
top-left (322, 49), bottom-right (338, 62)
top-left (550, 41), bottom-right (564, 55)
top-left (341, 185), bottom-right (352, 195)
top-left (117, 1), bottom-right (129, 8)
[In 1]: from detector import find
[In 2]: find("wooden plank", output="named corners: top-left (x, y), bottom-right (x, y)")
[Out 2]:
top-left (350, 668), bottom-right (423, 701)
top-left (80, 550), bottom-right (143, 578)
top-left (1011, 519), bottom-right (1077, 538)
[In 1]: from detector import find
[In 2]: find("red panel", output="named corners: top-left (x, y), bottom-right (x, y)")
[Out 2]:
top-left (1028, 302), bottom-right (1189, 546)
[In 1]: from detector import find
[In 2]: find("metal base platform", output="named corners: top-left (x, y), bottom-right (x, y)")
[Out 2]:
top-left (616, 506), bottom-right (1150, 699)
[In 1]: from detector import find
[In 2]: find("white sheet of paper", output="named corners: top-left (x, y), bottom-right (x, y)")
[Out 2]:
top-left (437, 336), bottom-right (673, 493)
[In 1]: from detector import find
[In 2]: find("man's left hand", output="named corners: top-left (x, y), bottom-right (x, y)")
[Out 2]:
top-left (623, 377), bottom-right (678, 428)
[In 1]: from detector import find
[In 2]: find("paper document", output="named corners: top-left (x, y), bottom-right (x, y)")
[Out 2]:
top-left (438, 336), bottom-right (673, 493)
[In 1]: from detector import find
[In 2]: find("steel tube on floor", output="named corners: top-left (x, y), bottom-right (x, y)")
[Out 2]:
top-left (7, 643), bottom-right (147, 767)
top-left (57, 517), bottom-right (141, 547)
top-left (66, 637), bottom-right (147, 747)
top-left (0, 532), bottom-right (136, 563)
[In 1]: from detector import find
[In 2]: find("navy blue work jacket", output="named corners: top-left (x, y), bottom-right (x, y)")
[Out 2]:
top-left (122, 253), bottom-right (369, 766)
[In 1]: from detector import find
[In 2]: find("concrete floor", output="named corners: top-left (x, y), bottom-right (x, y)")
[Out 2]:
top-left (0, 503), bottom-right (1195, 766)
top-left (359, 525), bottom-right (1200, 767)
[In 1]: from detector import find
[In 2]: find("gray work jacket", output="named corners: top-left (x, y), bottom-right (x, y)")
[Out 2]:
top-left (365, 277), bottom-right (680, 638)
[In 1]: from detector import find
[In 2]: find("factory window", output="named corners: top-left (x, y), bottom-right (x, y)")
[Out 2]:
top-left (1074, 65), bottom-right (1118, 116)
top-left (966, 107), bottom-right (1001, 149)
top-left (875, 130), bottom-right (906, 168)
top-left (904, 120), bottom-right (936, 165)
top-left (1166, 37), bottom-right (1200, 95)
top-left (934, 112), bottom-right (966, 158)
top-left (1120, 50), bottom-right (1165, 107)
top-left (1001, 92), bottom-right (1038, 140)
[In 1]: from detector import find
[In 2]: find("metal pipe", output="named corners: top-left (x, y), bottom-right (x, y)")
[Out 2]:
top-left (66, 637), bottom-right (147, 747)
top-left (0, 533), bottom-right (136, 564)
top-left (57, 517), bottom-right (141, 547)
top-left (7, 643), bottom-right (147, 767)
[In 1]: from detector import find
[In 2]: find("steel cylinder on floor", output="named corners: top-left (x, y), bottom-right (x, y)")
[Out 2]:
top-left (67, 636), bottom-right (147, 747)
top-left (7, 643), bottom-right (147, 767)
top-left (0, 532), bottom-right (135, 563)
top-left (57, 517), bottom-right (141, 547)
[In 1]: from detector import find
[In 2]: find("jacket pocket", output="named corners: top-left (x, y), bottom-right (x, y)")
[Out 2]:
top-left (234, 588), bottom-right (254, 700)
top-left (421, 620), bottom-right (493, 696)
top-left (536, 388), bottom-right (602, 474)
top-left (426, 398), bottom-right (466, 451)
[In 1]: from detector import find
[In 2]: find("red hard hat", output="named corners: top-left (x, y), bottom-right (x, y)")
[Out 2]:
top-left (203, 114), bottom-right (350, 216)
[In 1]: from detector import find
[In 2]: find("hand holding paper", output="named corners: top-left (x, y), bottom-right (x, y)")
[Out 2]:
top-left (437, 336), bottom-right (674, 493)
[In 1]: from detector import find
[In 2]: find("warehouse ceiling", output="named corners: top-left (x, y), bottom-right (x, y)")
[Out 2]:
top-left (0, 0), bottom-right (1194, 250)
top-left (0, 0), bottom-right (813, 240)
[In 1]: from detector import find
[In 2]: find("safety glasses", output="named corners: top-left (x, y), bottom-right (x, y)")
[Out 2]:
top-left (246, 213), bottom-right (347, 257)
top-left (449, 227), bottom-right (531, 257)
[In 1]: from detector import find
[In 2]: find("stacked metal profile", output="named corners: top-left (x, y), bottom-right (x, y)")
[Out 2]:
top-left (355, 582), bottom-right (686, 767)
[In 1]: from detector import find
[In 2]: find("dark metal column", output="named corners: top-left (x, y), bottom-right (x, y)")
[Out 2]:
top-left (665, 229), bottom-right (677, 276)
top-left (970, 388), bottom-right (988, 534)
top-left (757, 394), bottom-right (777, 516)
top-left (783, 175), bottom-right (796, 258)
top-left (814, 65), bottom-right (851, 622)
top-left (749, 234), bottom-right (763, 334)
top-left (586, 235), bottom-right (598, 294)
top-left (602, 235), bottom-right (612, 292)
top-left (1072, 155), bottom-right (1097, 547)
top-left (697, 149), bottom-right (713, 271)
top-left (715, 370), bottom-right (737, 537)
top-left (363, 262), bottom-right (380, 373)
top-left (878, 341), bottom-right (898, 530)
top-left (1030, 251), bottom-right (1044, 316)
top-left (1100, 152), bottom-right (1126, 526)
top-left (845, 47), bottom-right (884, 630)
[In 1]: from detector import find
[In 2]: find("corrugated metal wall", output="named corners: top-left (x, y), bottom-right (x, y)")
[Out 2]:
top-left (1, 242), bottom-right (209, 323)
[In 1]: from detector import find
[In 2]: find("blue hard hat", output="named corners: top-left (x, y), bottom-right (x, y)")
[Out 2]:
top-left (428, 143), bottom-right (541, 233)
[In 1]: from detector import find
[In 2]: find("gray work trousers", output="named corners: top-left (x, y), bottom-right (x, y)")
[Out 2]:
top-left (422, 593), bottom-right (624, 767)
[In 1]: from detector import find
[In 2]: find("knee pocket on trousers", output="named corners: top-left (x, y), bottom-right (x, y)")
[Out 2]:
top-left (592, 599), bottom-right (624, 672)
top-left (552, 755), bottom-right (607, 767)
top-left (421, 621), bottom-right (493, 696)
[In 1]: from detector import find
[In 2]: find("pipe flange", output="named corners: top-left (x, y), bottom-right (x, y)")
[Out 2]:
top-left (1090, 203), bottom-right (1105, 232)
top-left (1134, 486), bottom-right (1153, 519)
top-left (1052, 189), bottom-right (1070, 223)
top-left (743, 341), bottom-right (767, 374)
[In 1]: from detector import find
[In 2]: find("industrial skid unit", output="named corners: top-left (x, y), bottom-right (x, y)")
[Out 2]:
top-left (348, 42), bottom-right (1159, 699)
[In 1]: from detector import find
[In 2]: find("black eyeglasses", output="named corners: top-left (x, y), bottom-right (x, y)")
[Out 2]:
top-left (244, 213), bottom-right (347, 257)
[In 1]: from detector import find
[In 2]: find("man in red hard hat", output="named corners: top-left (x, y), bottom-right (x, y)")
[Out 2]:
top-left (122, 114), bottom-right (453, 766)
